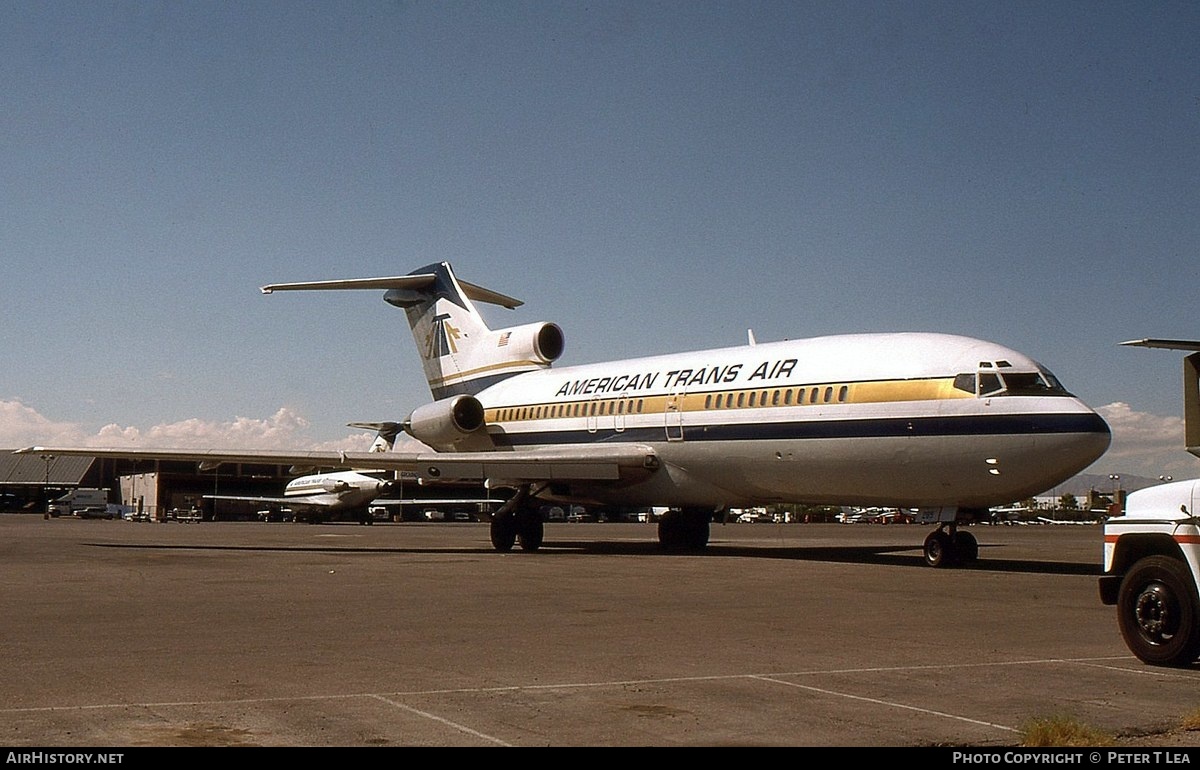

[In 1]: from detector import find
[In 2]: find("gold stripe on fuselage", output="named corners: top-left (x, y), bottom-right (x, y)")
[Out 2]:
top-left (485, 377), bottom-right (971, 423)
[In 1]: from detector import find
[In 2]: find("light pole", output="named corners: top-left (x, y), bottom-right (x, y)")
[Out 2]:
top-left (1108, 474), bottom-right (1121, 511)
top-left (41, 454), bottom-right (53, 518)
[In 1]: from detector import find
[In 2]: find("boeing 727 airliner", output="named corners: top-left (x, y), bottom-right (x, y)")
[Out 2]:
top-left (19, 262), bottom-right (1111, 567)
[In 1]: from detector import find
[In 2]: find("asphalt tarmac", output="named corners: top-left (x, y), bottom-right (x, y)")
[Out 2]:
top-left (2, 515), bottom-right (1198, 748)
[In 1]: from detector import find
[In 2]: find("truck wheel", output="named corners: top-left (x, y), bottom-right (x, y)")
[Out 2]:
top-left (1117, 556), bottom-right (1200, 667)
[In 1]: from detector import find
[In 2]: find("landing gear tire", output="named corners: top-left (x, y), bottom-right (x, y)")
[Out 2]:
top-left (657, 510), bottom-right (681, 549)
top-left (923, 529), bottom-right (957, 568)
top-left (1117, 556), bottom-right (1200, 667)
top-left (516, 509), bottom-right (544, 552)
top-left (657, 509), bottom-right (710, 551)
top-left (490, 510), bottom-right (517, 552)
top-left (953, 530), bottom-right (978, 563)
top-left (682, 509), bottom-right (710, 550)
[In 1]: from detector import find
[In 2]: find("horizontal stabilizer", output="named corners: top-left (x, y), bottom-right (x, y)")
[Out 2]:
top-left (261, 273), bottom-right (523, 309)
top-left (1120, 338), bottom-right (1200, 351)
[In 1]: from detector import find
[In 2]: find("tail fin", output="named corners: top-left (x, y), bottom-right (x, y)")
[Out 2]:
top-left (263, 262), bottom-right (564, 399)
top-left (348, 422), bottom-right (402, 452)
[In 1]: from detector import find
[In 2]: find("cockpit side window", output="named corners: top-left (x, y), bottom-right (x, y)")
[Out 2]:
top-left (979, 372), bottom-right (1004, 396)
top-left (953, 373), bottom-right (976, 394)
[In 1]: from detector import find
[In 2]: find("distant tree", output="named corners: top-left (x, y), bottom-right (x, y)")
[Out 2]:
top-left (1059, 493), bottom-right (1078, 511)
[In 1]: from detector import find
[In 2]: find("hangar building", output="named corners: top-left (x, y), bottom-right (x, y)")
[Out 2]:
top-left (0, 451), bottom-right (490, 521)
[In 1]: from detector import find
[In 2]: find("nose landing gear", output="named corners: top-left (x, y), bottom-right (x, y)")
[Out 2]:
top-left (923, 524), bottom-right (978, 568)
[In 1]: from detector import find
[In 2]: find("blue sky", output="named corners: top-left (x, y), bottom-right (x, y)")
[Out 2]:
top-left (2, 1), bottom-right (1198, 480)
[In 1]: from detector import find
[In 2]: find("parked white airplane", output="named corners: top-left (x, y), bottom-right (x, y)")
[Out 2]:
top-left (214, 468), bottom-right (395, 524)
top-left (19, 262), bottom-right (1111, 566)
top-left (201, 421), bottom-right (401, 523)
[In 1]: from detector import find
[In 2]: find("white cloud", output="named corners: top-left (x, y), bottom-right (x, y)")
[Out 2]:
top-left (1094, 402), bottom-right (1200, 478)
top-left (0, 399), bottom-right (80, 448)
top-left (0, 400), bottom-right (372, 451)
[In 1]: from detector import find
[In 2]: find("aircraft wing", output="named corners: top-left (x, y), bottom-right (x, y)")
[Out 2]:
top-left (375, 497), bottom-right (508, 506)
top-left (14, 444), bottom-right (661, 485)
top-left (204, 494), bottom-right (328, 512)
top-left (207, 494), bottom-right (294, 504)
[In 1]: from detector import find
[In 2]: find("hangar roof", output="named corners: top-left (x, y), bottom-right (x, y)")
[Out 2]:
top-left (0, 452), bottom-right (95, 486)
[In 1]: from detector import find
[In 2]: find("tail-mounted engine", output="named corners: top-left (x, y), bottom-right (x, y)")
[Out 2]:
top-left (404, 394), bottom-right (488, 450)
top-left (500, 322), bottom-right (565, 365)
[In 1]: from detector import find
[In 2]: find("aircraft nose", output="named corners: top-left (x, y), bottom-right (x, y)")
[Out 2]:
top-left (1077, 407), bottom-right (1112, 464)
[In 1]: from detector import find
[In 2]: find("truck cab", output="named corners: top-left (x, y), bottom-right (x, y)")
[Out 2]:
top-left (1099, 478), bottom-right (1200, 666)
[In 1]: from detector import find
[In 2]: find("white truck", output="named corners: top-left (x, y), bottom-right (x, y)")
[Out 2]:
top-left (1099, 338), bottom-right (1200, 667)
top-left (1099, 478), bottom-right (1200, 667)
top-left (47, 488), bottom-right (112, 518)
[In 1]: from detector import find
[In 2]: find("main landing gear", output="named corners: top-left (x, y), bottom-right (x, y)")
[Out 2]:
top-left (923, 524), bottom-right (978, 568)
top-left (490, 507), bottom-right (544, 552)
top-left (656, 508), bottom-right (711, 551)
top-left (489, 486), bottom-right (544, 552)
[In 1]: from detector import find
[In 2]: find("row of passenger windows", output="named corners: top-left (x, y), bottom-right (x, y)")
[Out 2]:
top-left (492, 384), bottom-right (851, 423)
top-left (494, 399), bottom-right (647, 422)
top-left (704, 385), bottom-right (849, 409)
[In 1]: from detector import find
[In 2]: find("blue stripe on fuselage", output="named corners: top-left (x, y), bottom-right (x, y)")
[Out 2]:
top-left (489, 412), bottom-right (1110, 448)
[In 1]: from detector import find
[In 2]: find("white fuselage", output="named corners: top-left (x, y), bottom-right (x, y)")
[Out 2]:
top-left (471, 332), bottom-right (1110, 510)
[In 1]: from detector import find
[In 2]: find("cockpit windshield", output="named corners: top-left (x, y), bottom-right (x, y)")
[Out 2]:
top-left (952, 365), bottom-right (1074, 397)
top-left (1001, 371), bottom-right (1071, 396)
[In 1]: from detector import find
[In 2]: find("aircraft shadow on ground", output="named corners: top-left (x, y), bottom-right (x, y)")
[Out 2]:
top-left (550, 540), bottom-right (1099, 575)
top-left (87, 538), bottom-right (1098, 576)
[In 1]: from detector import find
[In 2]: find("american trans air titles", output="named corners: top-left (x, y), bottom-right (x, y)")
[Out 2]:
top-left (20, 262), bottom-right (1111, 569)
top-left (554, 359), bottom-right (795, 398)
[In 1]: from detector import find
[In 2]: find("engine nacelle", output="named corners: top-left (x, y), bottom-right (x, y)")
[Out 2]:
top-left (322, 478), bottom-right (351, 493)
top-left (498, 322), bottom-right (565, 365)
top-left (404, 394), bottom-right (487, 449)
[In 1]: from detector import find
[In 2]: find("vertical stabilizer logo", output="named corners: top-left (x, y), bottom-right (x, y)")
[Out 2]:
top-left (423, 313), bottom-right (463, 359)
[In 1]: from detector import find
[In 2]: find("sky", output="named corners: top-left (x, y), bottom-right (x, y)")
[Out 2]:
top-left (2, 1), bottom-right (1199, 481)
